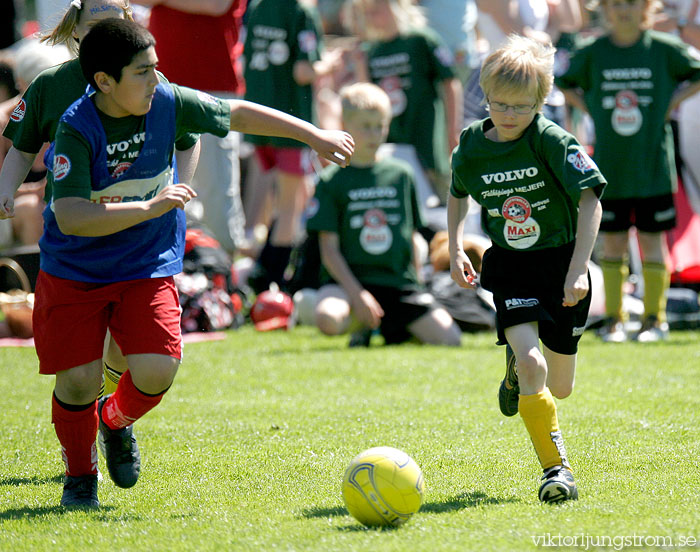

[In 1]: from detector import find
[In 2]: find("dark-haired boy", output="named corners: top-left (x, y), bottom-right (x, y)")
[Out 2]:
top-left (36, 17), bottom-right (353, 508)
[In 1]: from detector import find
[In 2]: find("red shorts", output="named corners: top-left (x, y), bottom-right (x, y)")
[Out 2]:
top-left (33, 271), bottom-right (182, 374)
top-left (254, 145), bottom-right (314, 175)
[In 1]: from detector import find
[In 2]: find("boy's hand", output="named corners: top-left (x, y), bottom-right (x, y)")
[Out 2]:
top-left (310, 129), bottom-right (354, 167)
top-left (562, 268), bottom-right (589, 307)
top-left (0, 194), bottom-right (15, 219)
top-left (450, 250), bottom-right (476, 288)
top-left (351, 289), bottom-right (384, 329)
top-left (147, 184), bottom-right (197, 217)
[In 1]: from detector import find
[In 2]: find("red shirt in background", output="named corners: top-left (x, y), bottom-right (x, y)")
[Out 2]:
top-left (148, 1), bottom-right (246, 95)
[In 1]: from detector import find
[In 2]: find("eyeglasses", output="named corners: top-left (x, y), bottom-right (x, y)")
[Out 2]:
top-left (486, 99), bottom-right (537, 115)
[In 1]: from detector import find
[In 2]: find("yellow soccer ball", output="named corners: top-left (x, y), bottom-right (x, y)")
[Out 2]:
top-left (341, 446), bottom-right (425, 527)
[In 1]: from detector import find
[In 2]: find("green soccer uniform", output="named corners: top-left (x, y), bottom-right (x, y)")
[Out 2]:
top-left (2, 58), bottom-right (198, 200)
top-left (451, 114), bottom-right (606, 251)
top-left (52, 85), bottom-right (230, 200)
top-left (306, 157), bottom-right (425, 287)
top-left (555, 30), bottom-right (700, 200)
top-left (365, 27), bottom-right (456, 175)
top-left (243, 0), bottom-right (322, 148)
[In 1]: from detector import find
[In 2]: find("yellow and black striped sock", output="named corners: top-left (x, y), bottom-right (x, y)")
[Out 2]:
top-left (100, 363), bottom-right (124, 398)
top-left (600, 258), bottom-right (629, 321)
top-left (642, 262), bottom-right (670, 324)
top-left (519, 388), bottom-right (571, 471)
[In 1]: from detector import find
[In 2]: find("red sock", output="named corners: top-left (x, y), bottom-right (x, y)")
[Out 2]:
top-left (101, 370), bottom-right (165, 430)
top-left (51, 395), bottom-right (98, 477)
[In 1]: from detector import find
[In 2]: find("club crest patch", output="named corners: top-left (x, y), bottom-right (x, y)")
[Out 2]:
top-left (567, 148), bottom-right (598, 174)
top-left (10, 99), bottom-right (26, 122)
top-left (53, 154), bottom-right (71, 181)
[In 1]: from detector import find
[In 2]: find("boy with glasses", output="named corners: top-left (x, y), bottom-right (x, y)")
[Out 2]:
top-left (447, 35), bottom-right (607, 502)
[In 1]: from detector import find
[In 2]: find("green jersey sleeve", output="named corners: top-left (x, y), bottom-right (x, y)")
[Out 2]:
top-left (173, 84), bottom-right (232, 141)
top-left (51, 122), bottom-right (93, 201)
top-left (306, 168), bottom-right (340, 234)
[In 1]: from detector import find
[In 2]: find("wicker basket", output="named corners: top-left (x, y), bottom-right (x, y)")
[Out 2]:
top-left (0, 258), bottom-right (34, 339)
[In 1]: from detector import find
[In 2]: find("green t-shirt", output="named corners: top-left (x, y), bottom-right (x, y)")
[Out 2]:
top-left (243, 0), bottom-right (322, 148)
top-left (306, 157), bottom-right (425, 287)
top-left (3, 58), bottom-right (198, 200)
top-left (555, 30), bottom-right (700, 199)
top-left (451, 114), bottom-right (607, 251)
top-left (52, 85), bottom-right (230, 200)
top-left (365, 27), bottom-right (456, 175)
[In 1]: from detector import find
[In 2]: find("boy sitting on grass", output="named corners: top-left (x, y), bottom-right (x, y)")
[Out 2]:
top-left (34, 17), bottom-right (354, 509)
top-left (308, 82), bottom-right (461, 347)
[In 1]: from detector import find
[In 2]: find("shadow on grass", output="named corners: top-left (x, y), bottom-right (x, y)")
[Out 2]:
top-left (300, 490), bottom-right (518, 525)
top-left (0, 474), bottom-right (64, 486)
top-left (0, 505), bottom-right (120, 520)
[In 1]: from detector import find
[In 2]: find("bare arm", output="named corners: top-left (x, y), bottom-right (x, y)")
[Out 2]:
top-left (0, 147), bottom-right (37, 218)
top-left (561, 88), bottom-right (588, 114)
top-left (174, 140), bottom-right (201, 184)
top-left (132, 0), bottom-right (234, 16)
top-left (319, 231), bottom-right (384, 328)
top-left (447, 193), bottom-right (477, 288)
top-left (563, 187), bottom-right (602, 306)
top-left (228, 99), bottom-right (354, 165)
top-left (54, 183), bottom-right (196, 237)
top-left (412, 232), bottom-right (425, 285)
top-left (667, 80), bottom-right (700, 118)
top-left (441, 78), bottom-right (463, 156)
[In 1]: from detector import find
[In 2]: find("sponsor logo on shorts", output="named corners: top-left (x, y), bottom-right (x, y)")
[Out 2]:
top-left (196, 91), bottom-right (218, 105)
top-left (53, 154), bottom-right (71, 180)
top-left (10, 99), bottom-right (26, 122)
top-left (505, 297), bottom-right (539, 309)
top-left (572, 326), bottom-right (586, 337)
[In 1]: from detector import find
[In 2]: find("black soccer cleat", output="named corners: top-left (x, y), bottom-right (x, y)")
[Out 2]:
top-left (61, 474), bottom-right (99, 508)
top-left (98, 396), bottom-right (141, 489)
top-left (538, 466), bottom-right (579, 503)
top-left (498, 344), bottom-right (520, 416)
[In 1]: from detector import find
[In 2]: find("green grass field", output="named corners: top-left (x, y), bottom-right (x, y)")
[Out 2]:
top-left (1, 327), bottom-right (699, 551)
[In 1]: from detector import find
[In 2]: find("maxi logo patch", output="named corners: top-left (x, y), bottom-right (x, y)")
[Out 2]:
top-left (53, 154), bottom-right (71, 181)
top-left (10, 99), bottom-right (26, 122)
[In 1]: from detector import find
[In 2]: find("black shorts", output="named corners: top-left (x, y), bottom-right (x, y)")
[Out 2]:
top-left (600, 194), bottom-right (676, 232)
top-left (480, 242), bottom-right (591, 355)
top-left (364, 284), bottom-right (438, 345)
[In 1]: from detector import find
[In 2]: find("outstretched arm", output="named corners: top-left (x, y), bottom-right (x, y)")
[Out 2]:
top-left (228, 100), bottom-right (354, 167)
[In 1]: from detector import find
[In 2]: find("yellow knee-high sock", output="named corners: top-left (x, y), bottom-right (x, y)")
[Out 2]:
top-left (519, 388), bottom-right (571, 471)
top-left (642, 262), bottom-right (670, 324)
top-left (100, 363), bottom-right (124, 398)
top-left (600, 258), bottom-right (629, 321)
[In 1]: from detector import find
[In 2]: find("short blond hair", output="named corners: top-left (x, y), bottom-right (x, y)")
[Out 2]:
top-left (340, 82), bottom-right (392, 123)
top-left (479, 34), bottom-right (555, 108)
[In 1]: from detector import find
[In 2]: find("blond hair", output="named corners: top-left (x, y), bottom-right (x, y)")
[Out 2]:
top-left (479, 34), bottom-right (555, 108)
top-left (588, 0), bottom-right (662, 28)
top-left (345, 0), bottom-right (426, 39)
top-left (40, 0), bottom-right (134, 56)
top-left (340, 82), bottom-right (392, 123)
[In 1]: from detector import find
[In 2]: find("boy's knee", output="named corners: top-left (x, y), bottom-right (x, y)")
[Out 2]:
top-left (315, 310), bottom-right (348, 336)
top-left (550, 381), bottom-right (574, 400)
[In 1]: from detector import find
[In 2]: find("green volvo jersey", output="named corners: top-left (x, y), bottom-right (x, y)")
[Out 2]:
top-left (3, 58), bottom-right (198, 200)
top-left (451, 114), bottom-right (606, 251)
top-left (306, 157), bottom-right (425, 287)
top-left (243, 0), bottom-right (322, 148)
top-left (52, 85), bottom-right (230, 200)
top-left (365, 27), bottom-right (455, 175)
top-left (555, 30), bottom-right (700, 200)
